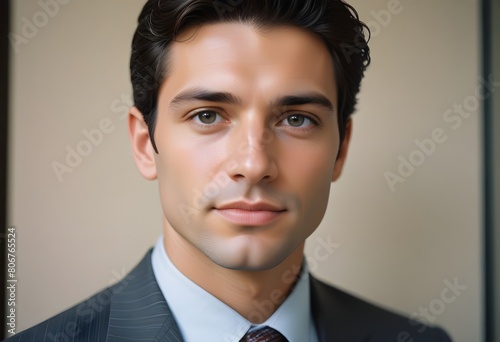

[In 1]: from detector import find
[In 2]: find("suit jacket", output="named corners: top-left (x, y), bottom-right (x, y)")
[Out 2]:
top-left (5, 250), bottom-right (452, 342)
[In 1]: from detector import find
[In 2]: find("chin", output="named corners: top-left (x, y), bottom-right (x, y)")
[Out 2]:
top-left (205, 243), bottom-right (292, 271)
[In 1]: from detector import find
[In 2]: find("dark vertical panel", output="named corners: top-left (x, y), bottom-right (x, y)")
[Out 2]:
top-left (0, 0), bottom-right (10, 340)
top-left (482, 0), bottom-right (492, 339)
top-left (490, 0), bottom-right (500, 340)
top-left (482, 0), bottom-right (500, 341)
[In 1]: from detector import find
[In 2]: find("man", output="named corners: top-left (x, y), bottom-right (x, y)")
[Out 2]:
top-left (6, 0), bottom-right (452, 341)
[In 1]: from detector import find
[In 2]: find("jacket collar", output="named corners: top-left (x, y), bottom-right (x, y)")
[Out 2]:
top-left (106, 249), bottom-right (183, 342)
top-left (106, 250), bottom-right (346, 342)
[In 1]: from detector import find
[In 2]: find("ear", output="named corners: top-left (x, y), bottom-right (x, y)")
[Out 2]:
top-left (332, 119), bottom-right (353, 182)
top-left (128, 106), bottom-right (157, 180)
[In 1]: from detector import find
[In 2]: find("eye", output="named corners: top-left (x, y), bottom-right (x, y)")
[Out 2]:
top-left (192, 110), bottom-right (224, 125)
top-left (280, 114), bottom-right (315, 128)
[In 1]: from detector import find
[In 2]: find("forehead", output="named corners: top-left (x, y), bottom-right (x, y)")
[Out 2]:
top-left (161, 23), bottom-right (337, 104)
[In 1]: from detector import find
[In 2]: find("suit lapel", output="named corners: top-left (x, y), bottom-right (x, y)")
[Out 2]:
top-left (310, 276), bottom-right (371, 342)
top-left (106, 250), bottom-right (183, 342)
top-left (310, 276), bottom-right (336, 342)
top-left (106, 254), bottom-right (373, 341)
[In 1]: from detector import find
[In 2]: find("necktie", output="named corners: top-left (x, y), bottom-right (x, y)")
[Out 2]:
top-left (240, 326), bottom-right (288, 342)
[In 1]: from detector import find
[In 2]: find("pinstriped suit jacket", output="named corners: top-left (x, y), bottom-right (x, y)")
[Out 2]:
top-left (4, 250), bottom-right (452, 342)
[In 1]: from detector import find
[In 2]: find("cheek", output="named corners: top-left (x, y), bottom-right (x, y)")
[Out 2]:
top-left (281, 137), bottom-right (337, 183)
top-left (281, 142), bottom-right (336, 224)
top-left (155, 132), bottom-right (225, 210)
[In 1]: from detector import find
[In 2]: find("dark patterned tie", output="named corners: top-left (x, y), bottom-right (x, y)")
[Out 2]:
top-left (240, 326), bottom-right (288, 342)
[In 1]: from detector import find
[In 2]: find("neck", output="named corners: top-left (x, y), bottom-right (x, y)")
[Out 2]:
top-left (163, 225), bottom-right (304, 323)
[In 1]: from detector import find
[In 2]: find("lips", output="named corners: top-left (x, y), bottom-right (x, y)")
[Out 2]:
top-left (213, 201), bottom-right (286, 226)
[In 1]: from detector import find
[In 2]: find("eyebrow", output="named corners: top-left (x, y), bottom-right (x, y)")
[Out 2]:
top-left (276, 93), bottom-right (334, 113)
top-left (170, 87), bottom-right (242, 107)
top-left (169, 86), bottom-right (335, 113)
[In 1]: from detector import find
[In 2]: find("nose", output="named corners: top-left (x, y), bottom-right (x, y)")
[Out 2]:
top-left (226, 119), bottom-right (278, 184)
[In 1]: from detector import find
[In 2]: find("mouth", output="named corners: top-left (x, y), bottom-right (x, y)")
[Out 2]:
top-left (213, 201), bottom-right (286, 226)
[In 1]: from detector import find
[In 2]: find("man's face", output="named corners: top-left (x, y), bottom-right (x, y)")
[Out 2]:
top-left (130, 23), bottom-right (350, 271)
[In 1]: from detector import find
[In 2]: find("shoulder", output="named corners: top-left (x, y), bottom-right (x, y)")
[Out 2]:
top-left (4, 286), bottom-right (115, 342)
top-left (5, 251), bottom-right (155, 342)
top-left (310, 276), bottom-right (453, 341)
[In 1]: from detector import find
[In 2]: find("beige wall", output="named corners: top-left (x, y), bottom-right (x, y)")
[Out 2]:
top-left (9, 0), bottom-right (482, 340)
top-left (305, 1), bottom-right (483, 341)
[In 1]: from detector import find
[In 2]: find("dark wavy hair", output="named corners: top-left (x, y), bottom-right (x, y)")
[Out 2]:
top-left (131, 0), bottom-right (370, 152)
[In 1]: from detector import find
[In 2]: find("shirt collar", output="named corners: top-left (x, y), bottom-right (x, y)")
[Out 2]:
top-left (151, 236), bottom-right (314, 342)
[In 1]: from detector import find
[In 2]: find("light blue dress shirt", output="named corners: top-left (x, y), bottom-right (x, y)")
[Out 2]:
top-left (151, 237), bottom-right (318, 342)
